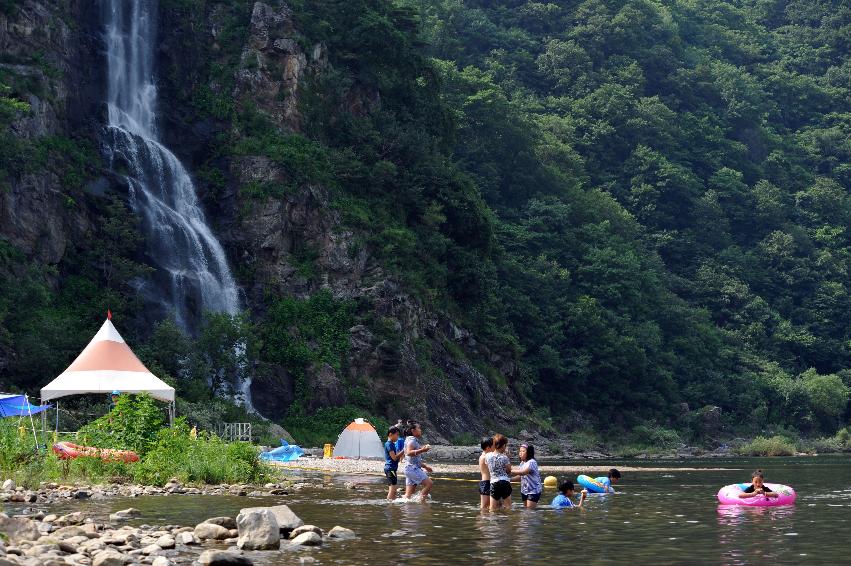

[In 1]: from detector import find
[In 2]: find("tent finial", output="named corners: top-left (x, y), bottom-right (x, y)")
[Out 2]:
top-left (107, 309), bottom-right (112, 320)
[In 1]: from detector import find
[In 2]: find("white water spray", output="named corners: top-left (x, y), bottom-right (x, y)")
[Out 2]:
top-left (103, 0), bottom-right (252, 409)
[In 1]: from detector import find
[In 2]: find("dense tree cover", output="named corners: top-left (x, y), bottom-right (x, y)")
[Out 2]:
top-left (2, 0), bottom-right (850, 443)
top-left (395, 0), bottom-right (851, 435)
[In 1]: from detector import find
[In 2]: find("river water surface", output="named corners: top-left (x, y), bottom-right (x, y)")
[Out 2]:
top-left (15, 456), bottom-right (850, 564)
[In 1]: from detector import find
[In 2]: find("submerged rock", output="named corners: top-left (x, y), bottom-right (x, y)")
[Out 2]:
top-left (327, 525), bottom-right (356, 540)
top-left (108, 509), bottom-right (141, 521)
top-left (198, 549), bottom-right (254, 565)
top-left (289, 531), bottom-right (322, 546)
top-left (288, 525), bottom-right (322, 539)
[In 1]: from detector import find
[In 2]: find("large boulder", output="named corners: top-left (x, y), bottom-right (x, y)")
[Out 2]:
top-left (236, 509), bottom-right (280, 550)
top-left (0, 516), bottom-right (40, 543)
top-left (238, 505), bottom-right (302, 535)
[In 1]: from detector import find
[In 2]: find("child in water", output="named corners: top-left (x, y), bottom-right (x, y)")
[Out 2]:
top-left (383, 426), bottom-right (404, 501)
top-left (738, 470), bottom-right (779, 499)
top-left (478, 437), bottom-right (494, 509)
top-left (486, 434), bottom-right (512, 510)
top-left (403, 421), bottom-right (433, 500)
top-left (512, 443), bottom-right (542, 508)
top-left (595, 468), bottom-right (621, 492)
top-left (551, 480), bottom-right (587, 508)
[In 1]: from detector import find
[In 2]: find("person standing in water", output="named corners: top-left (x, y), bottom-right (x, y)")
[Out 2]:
top-left (512, 443), bottom-right (542, 508)
top-left (478, 437), bottom-right (494, 509)
top-left (384, 426), bottom-right (404, 501)
top-left (403, 421), bottom-right (433, 500)
top-left (486, 434), bottom-right (512, 510)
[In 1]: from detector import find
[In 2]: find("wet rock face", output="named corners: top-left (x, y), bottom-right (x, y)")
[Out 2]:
top-left (0, 1), bottom-right (103, 265)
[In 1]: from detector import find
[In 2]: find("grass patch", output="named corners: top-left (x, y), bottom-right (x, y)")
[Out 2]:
top-left (736, 435), bottom-right (797, 456)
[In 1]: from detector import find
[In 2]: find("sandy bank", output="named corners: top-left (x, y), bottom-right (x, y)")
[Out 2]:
top-left (270, 457), bottom-right (737, 476)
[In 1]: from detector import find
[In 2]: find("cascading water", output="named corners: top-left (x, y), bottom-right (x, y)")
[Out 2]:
top-left (102, 0), bottom-right (252, 408)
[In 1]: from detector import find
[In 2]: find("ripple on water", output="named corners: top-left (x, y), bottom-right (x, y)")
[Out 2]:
top-left (5, 456), bottom-right (850, 564)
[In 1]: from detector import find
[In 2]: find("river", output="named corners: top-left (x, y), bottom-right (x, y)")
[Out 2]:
top-left (9, 456), bottom-right (849, 564)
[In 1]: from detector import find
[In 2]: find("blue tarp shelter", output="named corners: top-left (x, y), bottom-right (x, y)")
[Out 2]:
top-left (259, 439), bottom-right (304, 462)
top-left (0, 394), bottom-right (51, 417)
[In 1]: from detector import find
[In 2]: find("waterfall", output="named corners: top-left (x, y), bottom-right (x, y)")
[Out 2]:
top-left (103, 0), bottom-right (252, 408)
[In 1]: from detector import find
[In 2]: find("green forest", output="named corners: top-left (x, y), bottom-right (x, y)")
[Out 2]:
top-left (1, 0), bottom-right (850, 448)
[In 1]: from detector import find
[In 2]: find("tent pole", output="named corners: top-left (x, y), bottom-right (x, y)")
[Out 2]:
top-left (41, 402), bottom-right (47, 451)
top-left (25, 395), bottom-right (38, 452)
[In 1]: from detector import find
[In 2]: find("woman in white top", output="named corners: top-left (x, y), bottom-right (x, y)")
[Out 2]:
top-left (485, 433), bottom-right (512, 510)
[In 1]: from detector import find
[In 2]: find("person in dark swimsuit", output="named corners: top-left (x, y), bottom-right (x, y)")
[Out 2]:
top-left (739, 470), bottom-right (779, 499)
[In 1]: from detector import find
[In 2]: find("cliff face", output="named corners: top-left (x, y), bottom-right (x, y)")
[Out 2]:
top-left (1, 1), bottom-right (522, 441)
top-left (157, 1), bottom-right (523, 441)
top-left (0, 1), bottom-right (103, 264)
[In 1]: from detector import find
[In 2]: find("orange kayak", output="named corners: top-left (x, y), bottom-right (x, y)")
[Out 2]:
top-left (52, 441), bottom-right (139, 463)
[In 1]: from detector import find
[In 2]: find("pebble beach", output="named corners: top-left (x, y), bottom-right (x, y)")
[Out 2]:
top-left (270, 456), bottom-right (735, 476)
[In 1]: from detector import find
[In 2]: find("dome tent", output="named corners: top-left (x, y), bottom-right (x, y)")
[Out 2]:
top-left (333, 418), bottom-right (385, 459)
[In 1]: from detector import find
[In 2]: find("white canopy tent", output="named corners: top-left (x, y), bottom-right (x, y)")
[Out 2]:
top-left (41, 317), bottom-right (175, 427)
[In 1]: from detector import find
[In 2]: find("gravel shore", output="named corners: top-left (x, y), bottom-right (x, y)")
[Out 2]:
top-left (270, 457), bottom-right (736, 476)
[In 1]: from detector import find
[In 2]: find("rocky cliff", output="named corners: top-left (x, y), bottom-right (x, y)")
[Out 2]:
top-left (0, 1), bottom-right (102, 264)
top-left (156, 1), bottom-right (524, 442)
top-left (0, 1), bottom-right (524, 442)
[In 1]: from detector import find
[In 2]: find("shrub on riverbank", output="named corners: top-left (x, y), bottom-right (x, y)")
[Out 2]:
top-left (736, 436), bottom-right (797, 456)
top-left (0, 412), bottom-right (268, 487)
top-left (133, 419), bottom-right (267, 486)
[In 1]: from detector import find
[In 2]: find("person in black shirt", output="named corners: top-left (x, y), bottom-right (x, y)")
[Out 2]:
top-left (739, 470), bottom-right (779, 499)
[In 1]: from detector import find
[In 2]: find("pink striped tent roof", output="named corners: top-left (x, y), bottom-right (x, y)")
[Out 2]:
top-left (41, 319), bottom-right (175, 402)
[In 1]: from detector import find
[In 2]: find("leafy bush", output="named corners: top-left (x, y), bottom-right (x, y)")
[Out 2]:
top-left (133, 419), bottom-right (267, 486)
top-left (77, 394), bottom-right (165, 456)
top-left (629, 424), bottom-right (682, 448)
top-left (570, 430), bottom-right (603, 452)
top-left (736, 436), bottom-right (797, 456)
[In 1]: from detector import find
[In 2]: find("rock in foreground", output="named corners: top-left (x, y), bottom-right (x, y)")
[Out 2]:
top-left (239, 505), bottom-right (303, 534)
top-left (236, 509), bottom-right (280, 550)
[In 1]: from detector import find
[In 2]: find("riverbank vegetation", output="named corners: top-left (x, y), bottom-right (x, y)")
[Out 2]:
top-left (0, 396), bottom-right (269, 489)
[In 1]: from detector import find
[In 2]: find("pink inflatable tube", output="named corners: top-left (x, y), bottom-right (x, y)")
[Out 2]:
top-left (717, 483), bottom-right (796, 506)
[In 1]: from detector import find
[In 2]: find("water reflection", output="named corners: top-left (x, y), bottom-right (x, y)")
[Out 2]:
top-left (717, 505), bottom-right (797, 564)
